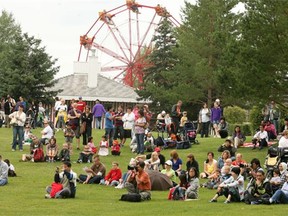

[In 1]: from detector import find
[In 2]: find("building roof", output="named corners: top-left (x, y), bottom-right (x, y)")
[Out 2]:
top-left (51, 73), bottom-right (141, 102)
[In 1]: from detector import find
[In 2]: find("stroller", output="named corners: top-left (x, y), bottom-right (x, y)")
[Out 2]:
top-left (182, 121), bottom-right (198, 144)
top-left (264, 146), bottom-right (281, 179)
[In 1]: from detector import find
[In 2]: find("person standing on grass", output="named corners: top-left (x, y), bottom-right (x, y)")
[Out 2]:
top-left (0, 155), bottom-right (9, 186)
top-left (45, 161), bottom-right (77, 199)
top-left (92, 99), bottom-right (106, 129)
top-left (134, 110), bottom-right (146, 155)
top-left (9, 104), bottom-right (26, 151)
top-left (105, 106), bottom-right (115, 147)
top-left (68, 103), bottom-right (81, 150)
top-left (81, 106), bottom-right (93, 145)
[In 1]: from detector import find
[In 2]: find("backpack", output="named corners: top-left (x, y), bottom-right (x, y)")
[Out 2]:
top-left (120, 193), bottom-right (141, 202)
top-left (33, 148), bottom-right (45, 162)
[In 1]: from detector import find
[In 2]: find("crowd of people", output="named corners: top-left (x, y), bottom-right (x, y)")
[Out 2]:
top-left (1, 95), bottom-right (288, 205)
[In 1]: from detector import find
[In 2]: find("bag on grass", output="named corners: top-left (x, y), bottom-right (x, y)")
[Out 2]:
top-left (33, 148), bottom-right (45, 162)
top-left (120, 193), bottom-right (141, 202)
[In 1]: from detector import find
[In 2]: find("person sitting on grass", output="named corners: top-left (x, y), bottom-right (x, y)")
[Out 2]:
top-left (269, 173), bottom-right (288, 204)
top-left (20, 137), bottom-right (43, 162)
top-left (125, 161), bottom-right (151, 201)
top-left (185, 167), bottom-right (200, 200)
top-left (231, 125), bottom-right (246, 148)
top-left (170, 150), bottom-right (183, 176)
top-left (77, 145), bottom-right (93, 163)
top-left (99, 162), bottom-right (122, 186)
top-left (252, 124), bottom-right (268, 150)
top-left (270, 168), bottom-right (282, 193)
top-left (244, 170), bottom-right (272, 205)
top-left (161, 160), bottom-right (177, 186)
top-left (209, 167), bottom-right (244, 204)
top-left (200, 152), bottom-right (217, 179)
top-left (146, 147), bottom-right (166, 170)
top-left (218, 139), bottom-right (236, 159)
top-left (98, 135), bottom-right (109, 156)
top-left (4, 159), bottom-right (16, 177)
top-left (111, 139), bottom-right (121, 156)
top-left (186, 153), bottom-right (199, 174)
top-left (87, 136), bottom-right (97, 154)
top-left (145, 151), bottom-right (160, 171)
top-left (217, 150), bottom-right (231, 171)
top-left (0, 155), bottom-right (8, 186)
top-left (144, 132), bottom-right (155, 152)
top-left (78, 155), bottom-right (106, 184)
top-left (46, 137), bottom-right (58, 162)
top-left (45, 161), bottom-right (77, 199)
top-left (58, 143), bottom-right (70, 162)
top-left (45, 166), bottom-right (63, 199)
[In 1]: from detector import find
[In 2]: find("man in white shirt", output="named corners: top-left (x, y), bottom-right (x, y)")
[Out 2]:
top-left (252, 124), bottom-right (268, 150)
top-left (40, 119), bottom-right (54, 145)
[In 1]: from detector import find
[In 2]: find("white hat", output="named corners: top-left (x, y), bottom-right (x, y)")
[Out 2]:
top-left (165, 160), bottom-right (172, 166)
top-left (215, 98), bottom-right (220, 102)
top-left (161, 110), bottom-right (166, 115)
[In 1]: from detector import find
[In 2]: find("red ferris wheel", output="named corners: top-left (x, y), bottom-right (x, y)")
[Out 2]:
top-left (78, 0), bottom-right (180, 88)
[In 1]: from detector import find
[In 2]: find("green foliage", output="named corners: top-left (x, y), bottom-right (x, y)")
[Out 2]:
top-left (249, 106), bottom-right (263, 132)
top-left (0, 10), bottom-right (60, 103)
top-left (224, 106), bottom-right (246, 124)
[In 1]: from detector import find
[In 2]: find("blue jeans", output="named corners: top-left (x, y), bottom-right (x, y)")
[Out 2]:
top-left (105, 128), bottom-right (114, 147)
top-left (0, 178), bottom-right (8, 186)
top-left (135, 133), bottom-right (145, 154)
top-left (12, 126), bottom-right (24, 150)
top-left (271, 189), bottom-right (288, 204)
top-left (95, 117), bottom-right (102, 129)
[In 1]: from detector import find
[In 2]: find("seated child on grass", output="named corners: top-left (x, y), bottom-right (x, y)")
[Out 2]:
top-left (46, 137), bottom-right (58, 162)
top-left (59, 143), bottom-right (70, 162)
top-left (77, 145), bottom-right (93, 163)
top-left (87, 136), bottom-right (97, 154)
top-left (98, 135), bottom-right (109, 156)
top-left (111, 139), bottom-right (121, 156)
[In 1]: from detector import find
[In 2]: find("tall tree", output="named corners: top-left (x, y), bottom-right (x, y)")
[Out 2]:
top-left (0, 10), bottom-right (60, 103)
top-left (137, 17), bottom-right (179, 110)
top-left (221, 0), bottom-right (288, 105)
top-left (174, 0), bottom-right (239, 107)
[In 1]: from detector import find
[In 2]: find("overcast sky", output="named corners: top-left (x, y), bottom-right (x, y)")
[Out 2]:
top-left (1, 0), bottom-right (198, 79)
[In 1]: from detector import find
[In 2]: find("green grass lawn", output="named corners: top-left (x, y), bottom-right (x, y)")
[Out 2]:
top-left (0, 128), bottom-right (285, 216)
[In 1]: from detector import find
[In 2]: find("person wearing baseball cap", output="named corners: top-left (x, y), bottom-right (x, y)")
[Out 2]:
top-left (210, 166), bottom-right (244, 203)
top-left (146, 147), bottom-right (166, 170)
top-left (161, 160), bottom-right (176, 186)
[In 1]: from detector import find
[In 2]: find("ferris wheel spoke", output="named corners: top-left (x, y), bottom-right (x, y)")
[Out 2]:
top-left (92, 42), bottom-right (128, 64)
top-left (133, 12), bottom-right (157, 63)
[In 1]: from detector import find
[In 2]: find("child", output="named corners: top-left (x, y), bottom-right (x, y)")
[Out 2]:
top-left (87, 136), bottom-right (97, 154)
top-left (98, 135), bottom-right (109, 156)
top-left (59, 143), bottom-right (70, 162)
top-left (77, 145), bottom-right (93, 163)
top-left (23, 125), bottom-right (33, 145)
top-left (46, 137), bottom-right (58, 162)
top-left (180, 111), bottom-right (188, 128)
top-left (45, 167), bottom-right (63, 199)
top-left (270, 168), bottom-right (282, 193)
top-left (4, 159), bottom-right (17, 177)
top-left (111, 139), bottom-right (121, 156)
top-left (202, 169), bottom-right (221, 189)
top-left (63, 123), bottom-right (75, 154)
top-left (144, 132), bottom-right (155, 152)
top-left (100, 162), bottom-right (122, 186)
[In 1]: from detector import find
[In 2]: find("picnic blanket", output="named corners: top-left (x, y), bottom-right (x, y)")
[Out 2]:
top-left (241, 141), bottom-right (276, 148)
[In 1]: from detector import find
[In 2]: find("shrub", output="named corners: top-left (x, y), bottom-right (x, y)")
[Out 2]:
top-left (249, 106), bottom-right (263, 132)
top-left (228, 123), bottom-right (252, 136)
top-left (224, 106), bottom-right (246, 124)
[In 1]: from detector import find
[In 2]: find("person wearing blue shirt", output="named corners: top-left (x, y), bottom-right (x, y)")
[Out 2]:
top-left (105, 106), bottom-right (115, 147)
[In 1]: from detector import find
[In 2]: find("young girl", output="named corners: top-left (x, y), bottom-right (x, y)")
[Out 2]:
top-left (111, 139), bottom-right (121, 156)
top-left (46, 137), bottom-right (58, 162)
top-left (200, 152), bottom-right (218, 179)
top-left (23, 125), bottom-right (33, 145)
top-left (270, 168), bottom-right (282, 193)
top-left (185, 167), bottom-right (200, 200)
top-left (87, 136), bottom-right (97, 154)
top-left (98, 135), bottom-right (109, 156)
top-left (145, 151), bottom-right (160, 171)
